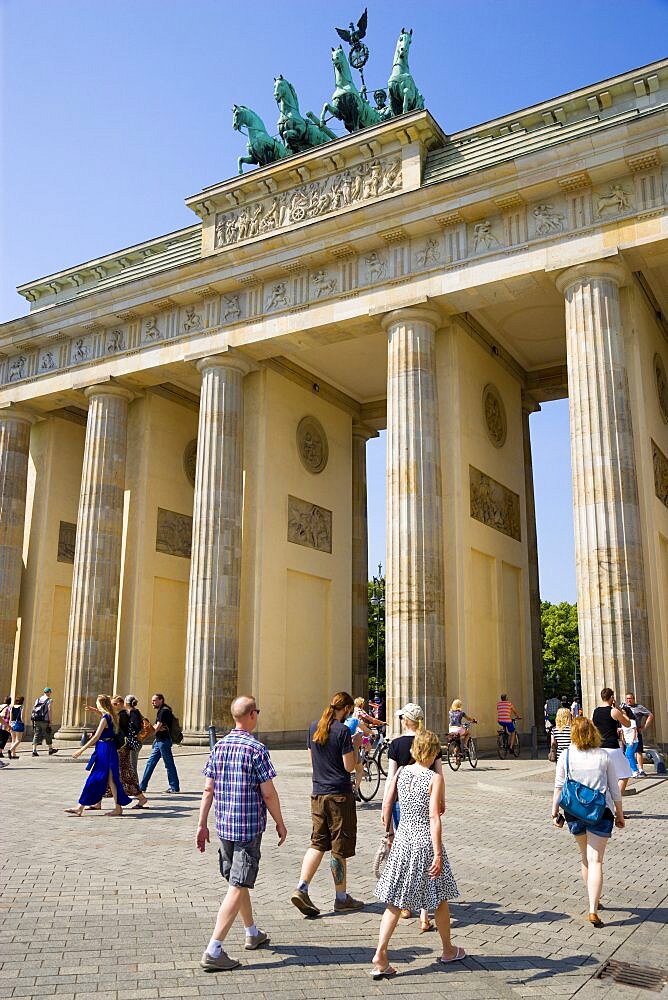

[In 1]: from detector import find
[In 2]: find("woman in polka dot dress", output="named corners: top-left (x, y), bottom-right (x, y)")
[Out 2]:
top-left (372, 729), bottom-right (464, 979)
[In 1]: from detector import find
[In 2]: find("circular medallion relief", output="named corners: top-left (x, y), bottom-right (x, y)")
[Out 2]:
top-left (297, 415), bottom-right (328, 474)
top-left (482, 384), bottom-right (507, 448)
top-left (654, 353), bottom-right (668, 424)
top-left (183, 439), bottom-right (198, 486)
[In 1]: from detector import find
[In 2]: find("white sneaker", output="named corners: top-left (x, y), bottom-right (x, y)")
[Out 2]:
top-left (637, 769), bottom-right (648, 776)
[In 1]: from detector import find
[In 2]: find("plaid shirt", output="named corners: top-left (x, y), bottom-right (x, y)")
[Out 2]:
top-left (202, 728), bottom-right (276, 842)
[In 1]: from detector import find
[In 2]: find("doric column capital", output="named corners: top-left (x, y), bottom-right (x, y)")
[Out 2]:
top-left (555, 260), bottom-right (628, 296)
top-left (521, 392), bottom-right (541, 417)
top-left (83, 382), bottom-right (134, 403)
top-left (195, 351), bottom-right (253, 378)
top-left (0, 403), bottom-right (39, 426)
top-left (352, 421), bottom-right (378, 443)
top-left (380, 306), bottom-right (442, 332)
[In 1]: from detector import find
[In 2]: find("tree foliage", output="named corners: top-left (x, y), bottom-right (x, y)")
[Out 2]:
top-left (368, 577), bottom-right (385, 694)
top-left (541, 600), bottom-right (580, 699)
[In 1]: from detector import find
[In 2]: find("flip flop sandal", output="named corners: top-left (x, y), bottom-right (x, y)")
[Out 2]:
top-left (438, 947), bottom-right (466, 964)
top-left (370, 966), bottom-right (398, 980)
top-left (131, 802), bottom-right (149, 809)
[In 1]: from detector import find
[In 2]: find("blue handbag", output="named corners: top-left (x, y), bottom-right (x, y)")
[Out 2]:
top-left (559, 749), bottom-right (606, 824)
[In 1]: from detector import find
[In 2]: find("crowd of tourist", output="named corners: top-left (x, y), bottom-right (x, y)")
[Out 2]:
top-left (1, 677), bottom-right (657, 975)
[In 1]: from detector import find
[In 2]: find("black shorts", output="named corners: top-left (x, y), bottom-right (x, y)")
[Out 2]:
top-left (218, 834), bottom-right (262, 888)
top-left (636, 732), bottom-right (644, 753)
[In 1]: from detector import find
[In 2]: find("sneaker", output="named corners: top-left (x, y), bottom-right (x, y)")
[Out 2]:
top-left (48, 748), bottom-right (59, 755)
top-left (245, 929), bottom-right (269, 950)
top-left (164, 788), bottom-right (180, 793)
top-left (334, 893), bottom-right (364, 912)
top-left (637, 770), bottom-right (647, 776)
top-left (32, 750), bottom-right (38, 757)
top-left (200, 949), bottom-right (240, 972)
top-left (290, 889), bottom-right (320, 917)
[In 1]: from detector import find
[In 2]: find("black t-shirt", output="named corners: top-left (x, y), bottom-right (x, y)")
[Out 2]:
top-left (307, 720), bottom-right (353, 795)
top-left (388, 734), bottom-right (416, 766)
top-left (117, 709), bottom-right (130, 736)
top-left (155, 704), bottom-right (173, 742)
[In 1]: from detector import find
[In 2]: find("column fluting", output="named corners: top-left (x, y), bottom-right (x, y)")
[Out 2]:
top-left (59, 385), bottom-right (132, 737)
top-left (383, 307), bottom-right (447, 735)
top-left (557, 262), bottom-right (651, 714)
top-left (182, 354), bottom-right (250, 742)
top-left (0, 408), bottom-right (36, 694)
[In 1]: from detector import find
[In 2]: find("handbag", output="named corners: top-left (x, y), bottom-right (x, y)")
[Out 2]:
top-left (559, 749), bottom-right (606, 824)
top-left (372, 834), bottom-right (393, 878)
top-left (547, 739), bottom-right (557, 763)
top-left (138, 717), bottom-right (153, 743)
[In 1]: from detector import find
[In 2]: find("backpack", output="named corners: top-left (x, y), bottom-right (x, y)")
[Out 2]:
top-left (168, 710), bottom-right (183, 745)
top-left (31, 697), bottom-right (50, 723)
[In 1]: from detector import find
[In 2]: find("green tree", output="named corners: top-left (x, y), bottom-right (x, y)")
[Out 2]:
top-left (541, 600), bottom-right (580, 700)
top-left (368, 577), bottom-right (385, 695)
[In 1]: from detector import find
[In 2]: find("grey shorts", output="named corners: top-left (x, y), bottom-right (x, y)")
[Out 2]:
top-left (218, 834), bottom-right (262, 888)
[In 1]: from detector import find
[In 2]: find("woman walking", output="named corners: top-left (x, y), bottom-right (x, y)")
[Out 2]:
top-left (372, 730), bottom-right (463, 978)
top-left (592, 688), bottom-right (634, 793)
top-left (551, 707), bottom-right (572, 762)
top-left (65, 695), bottom-right (131, 817)
top-left (381, 702), bottom-right (445, 930)
top-left (8, 696), bottom-right (25, 758)
top-left (85, 696), bottom-right (149, 810)
top-left (552, 715), bottom-right (625, 927)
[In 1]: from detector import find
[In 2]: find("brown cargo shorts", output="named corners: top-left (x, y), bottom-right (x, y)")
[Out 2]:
top-left (310, 793), bottom-right (356, 858)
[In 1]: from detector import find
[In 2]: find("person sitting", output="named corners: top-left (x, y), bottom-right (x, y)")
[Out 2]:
top-left (447, 700), bottom-right (476, 749)
top-left (496, 694), bottom-right (521, 751)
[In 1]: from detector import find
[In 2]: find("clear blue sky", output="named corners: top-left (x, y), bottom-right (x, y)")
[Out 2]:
top-left (3, 0), bottom-right (667, 601)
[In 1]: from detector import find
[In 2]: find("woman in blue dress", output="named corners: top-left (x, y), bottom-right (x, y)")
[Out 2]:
top-left (65, 695), bottom-right (131, 817)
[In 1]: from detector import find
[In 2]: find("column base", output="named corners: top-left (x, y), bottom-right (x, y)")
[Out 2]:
top-left (182, 730), bottom-right (218, 747)
top-left (55, 725), bottom-right (91, 743)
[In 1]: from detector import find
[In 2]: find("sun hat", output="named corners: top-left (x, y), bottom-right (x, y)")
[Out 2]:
top-left (396, 702), bottom-right (424, 722)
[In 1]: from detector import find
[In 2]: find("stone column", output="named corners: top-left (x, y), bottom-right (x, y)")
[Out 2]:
top-left (521, 394), bottom-right (543, 729)
top-left (557, 262), bottom-right (651, 714)
top-left (59, 384), bottom-right (133, 738)
top-left (0, 407), bottom-right (36, 694)
top-left (182, 353), bottom-right (251, 742)
top-left (351, 422), bottom-right (376, 699)
top-left (383, 307), bottom-right (447, 735)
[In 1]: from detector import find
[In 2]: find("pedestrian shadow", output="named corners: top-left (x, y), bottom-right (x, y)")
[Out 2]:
top-left (420, 951), bottom-right (598, 983)
top-left (590, 905), bottom-right (668, 928)
top-left (621, 811), bottom-right (668, 820)
top-left (451, 900), bottom-right (568, 927)
top-left (246, 942), bottom-right (431, 970)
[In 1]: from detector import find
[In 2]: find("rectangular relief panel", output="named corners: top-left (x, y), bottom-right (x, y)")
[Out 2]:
top-left (287, 495), bottom-right (332, 553)
top-left (652, 440), bottom-right (668, 509)
top-left (469, 466), bottom-right (521, 541)
top-left (156, 508), bottom-right (193, 559)
top-left (57, 521), bottom-right (77, 563)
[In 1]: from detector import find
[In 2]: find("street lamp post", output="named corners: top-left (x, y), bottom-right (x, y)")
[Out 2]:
top-left (370, 563), bottom-right (385, 701)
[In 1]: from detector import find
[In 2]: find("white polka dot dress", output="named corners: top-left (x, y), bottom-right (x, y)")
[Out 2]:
top-left (374, 766), bottom-right (458, 911)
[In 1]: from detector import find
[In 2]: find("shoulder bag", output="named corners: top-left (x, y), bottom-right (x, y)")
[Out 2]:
top-left (138, 717), bottom-right (153, 743)
top-left (547, 737), bottom-right (557, 763)
top-left (559, 749), bottom-right (606, 824)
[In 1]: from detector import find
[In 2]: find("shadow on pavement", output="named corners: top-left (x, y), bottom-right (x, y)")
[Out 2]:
top-left (247, 942), bottom-right (432, 969)
top-left (452, 900), bottom-right (568, 926)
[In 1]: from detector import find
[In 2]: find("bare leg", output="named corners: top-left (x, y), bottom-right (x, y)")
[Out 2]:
top-left (329, 854), bottom-right (347, 893)
top-left (106, 770), bottom-right (122, 816)
top-left (585, 833), bottom-right (608, 914)
top-left (237, 887), bottom-right (254, 930)
top-left (419, 907), bottom-right (433, 930)
top-left (575, 833), bottom-right (588, 896)
top-left (299, 847), bottom-right (324, 885)
top-left (372, 905), bottom-right (400, 974)
top-left (619, 777), bottom-right (629, 795)
top-left (211, 885), bottom-right (249, 944)
top-left (435, 900), bottom-right (460, 960)
top-left (635, 749), bottom-right (644, 772)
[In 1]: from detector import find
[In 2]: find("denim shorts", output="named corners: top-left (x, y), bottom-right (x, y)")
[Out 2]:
top-left (218, 834), bottom-right (262, 888)
top-left (566, 807), bottom-right (614, 838)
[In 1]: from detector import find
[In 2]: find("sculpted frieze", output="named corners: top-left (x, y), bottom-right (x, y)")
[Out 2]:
top-left (156, 507), bottom-right (193, 559)
top-left (652, 440), bottom-right (668, 509)
top-left (287, 495), bottom-right (332, 553)
top-left (214, 155), bottom-right (402, 249)
top-left (57, 521), bottom-right (77, 563)
top-left (470, 465), bottom-right (521, 541)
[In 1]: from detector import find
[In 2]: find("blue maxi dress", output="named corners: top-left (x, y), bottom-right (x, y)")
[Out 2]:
top-left (79, 714), bottom-right (131, 807)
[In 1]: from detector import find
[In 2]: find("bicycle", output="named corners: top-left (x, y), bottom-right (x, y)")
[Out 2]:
top-left (353, 745), bottom-right (381, 801)
top-left (445, 723), bottom-right (478, 770)
top-left (360, 726), bottom-right (390, 776)
top-left (497, 724), bottom-right (521, 759)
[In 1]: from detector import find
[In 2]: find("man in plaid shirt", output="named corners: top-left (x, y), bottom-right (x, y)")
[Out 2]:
top-left (196, 695), bottom-right (287, 972)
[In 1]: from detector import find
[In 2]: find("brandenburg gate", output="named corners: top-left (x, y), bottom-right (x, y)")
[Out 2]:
top-left (1, 52), bottom-right (667, 746)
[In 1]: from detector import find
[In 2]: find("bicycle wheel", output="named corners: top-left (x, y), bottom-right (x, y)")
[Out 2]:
top-left (357, 759), bottom-right (381, 801)
top-left (512, 733), bottom-right (521, 758)
top-left (377, 743), bottom-right (389, 777)
top-left (467, 738), bottom-right (478, 769)
top-left (496, 731), bottom-right (508, 760)
top-left (447, 740), bottom-right (462, 771)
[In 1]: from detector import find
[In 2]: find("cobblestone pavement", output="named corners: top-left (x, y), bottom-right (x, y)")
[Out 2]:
top-left (1, 745), bottom-right (667, 999)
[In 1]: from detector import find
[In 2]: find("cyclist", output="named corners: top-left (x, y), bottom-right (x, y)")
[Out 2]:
top-left (496, 693), bottom-right (521, 752)
top-left (448, 699), bottom-right (477, 750)
top-left (344, 706), bottom-right (371, 796)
